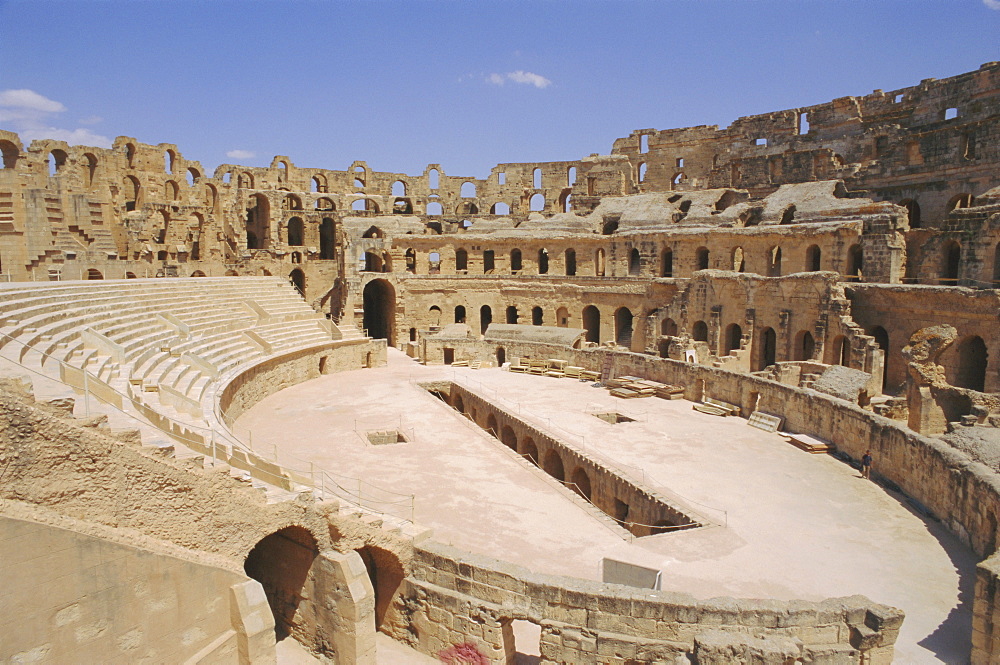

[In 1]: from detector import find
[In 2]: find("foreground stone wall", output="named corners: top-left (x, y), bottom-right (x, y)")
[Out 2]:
top-left (0, 513), bottom-right (274, 665)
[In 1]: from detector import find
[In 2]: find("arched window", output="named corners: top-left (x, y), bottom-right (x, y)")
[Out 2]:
top-left (532, 306), bottom-right (543, 326)
top-left (238, 172), bottom-right (254, 189)
top-left (614, 307), bottom-right (633, 347)
top-left (529, 193), bottom-right (545, 211)
top-left (723, 323), bottom-right (743, 355)
top-left (483, 249), bottom-right (495, 273)
top-left (455, 248), bottom-right (468, 272)
top-left (806, 245), bottom-right (822, 271)
top-left (186, 167), bottom-right (199, 187)
top-left (287, 217), bottom-right (304, 246)
top-left (454, 305), bottom-right (466, 323)
top-left (567, 166), bottom-right (576, 186)
top-left (405, 248), bottom-right (416, 273)
top-left (165, 180), bottom-right (179, 200)
top-left (638, 163), bottom-right (647, 183)
top-left (164, 149), bottom-right (175, 173)
top-left (556, 306), bottom-right (570, 327)
top-left (582, 306), bottom-right (600, 343)
top-left (692, 321), bottom-right (708, 342)
top-left (510, 248), bottom-right (522, 272)
top-left (754, 327), bottom-right (777, 371)
top-left (768, 246), bottom-right (782, 277)
top-left (533, 168), bottom-right (542, 189)
top-left (83, 153), bottom-right (98, 187)
top-left (246, 193), bottom-right (270, 249)
top-left (661, 318), bottom-right (677, 336)
top-left (125, 175), bottom-right (142, 211)
top-left (315, 197), bottom-right (335, 211)
top-left (661, 249), bottom-right (673, 277)
top-left (780, 205), bottom-right (796, 225)
top-left (955, 336), bottom-right (987, 391)
top-left (461, 181), bottom-right (476, 197)
top-left (506, 305), bottom-right (518, 324)
top-left (732, 247), bottom-right (745, 272)
top-left (490, 202), bottom-right (510, 215)
top-left (48, 149), bottom-right (67, 176)
top-left (320, 218), bottom-right (335, 260)
top-left (847, 244), bottom-right (863, 280)
top-left (696, 247), bottom-right (709, 271)
top-left (941, 240), bottom-right (961, 284)
top-left (428, 168), bottom-right (439, 189)
top-left (480, 305), bottom-right (492, 335)
top-left (628, 248), bottom-right (641, 276)
top-left (796, 330), bottom-right (815, 361)
top-left (392, 180), bottom-right (406, 196)
top-left (125, 143), bottom-right (136, 169)
top-left (284, 194), bottom-right (302, 210)
top-left (312, 174), bottom-right (327, 193)
top-left (0, 140), bottom-right (19, 169)
top-left (426, 201), bottom-right (443, 215)
top-left (948, 193), bottom-right (974, 211)
top-left (428, 252), bottom-right (441, 273)
top-left (564, 248), bottom-right (576, 276)
top-left (899, 199), bottom-right (921, 229)
top-left (537, 248), bottom-right (549, 274)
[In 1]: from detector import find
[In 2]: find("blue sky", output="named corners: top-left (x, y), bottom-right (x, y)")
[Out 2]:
top-left (1, 0), bottom-right (998, 178)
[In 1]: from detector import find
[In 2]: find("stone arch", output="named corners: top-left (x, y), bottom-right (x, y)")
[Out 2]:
top-left (486, 413), bottom-right (498, 436)
top-left (615, 307), bottom-right (633, 347)
top-left (542, 449), bottom-right (565, 482)
top-left (246, 193), bottom-right (270, 249)
top-left (505, 305), bottom-right (518, 324)
top-left (692, 320), bottom-right (708, 342)
top-left (661, 248), bottom-right (673, 277)
top-left (86, 268), bottom-right (103, 280)
top-left (480, 305), bottom-right (492, 335)
top-left (628, 248), bottom-right (641, 276)
top-left (768, 246), bottom-right (782, 277)
top-left (696, 247), bottom-right (709, 270)
top-left (320, 218), bottom-right (335, 259)
top-left (537, 248), bottom-right (549, 274)
top-left (289, 268), bottom-right (305, 295)
top-left (363, 279), bottom-right (395, 345)
top-left (955, 336), bottom-right (988, 392)
top-left (286, 217), bottom-right (304, 246)
top-left (510, 248), bottom-right (523, 272)
top-left (520, 437), bottom-right (538, 465)
top-left (900, 199), bottom-right (921, 228)
top-left (0, 140), bottom-right (19, 169)
top-left (941, 240), bottom-right (961, 284)
top-left (531, 306), bottom-right (543, 326)
top-left (847, 244), bottom-right (863, 280)
top-left (752, 326), bottom-right (776, 370)
top-left (583, 305), bottom-right (600, 344)
top-left (356, 545), bottom-right (404, 631)
top-left (661, 318), bottom-right (677, 337)
top-left (500, 425), bottom-right (518, 451)
top-left (795, 330), bottom-right (815, 361)
top-left (570, 467), bottom-right (592, 501)
top-left (723, 323), bottom-right (742, 355)
top-left (805, 244), bottom-right (822, 272)
top-left (244, 525), bottom-right (318, 640)
top-left (564, 248), bottom-right (577, 276)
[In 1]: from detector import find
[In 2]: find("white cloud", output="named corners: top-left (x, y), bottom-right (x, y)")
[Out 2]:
top-left (985, 0), bottom-right (1000, 10)
top-left (0, 89), bottom-right (66, 113)
top-left (227, 149), bottom-right (256, 160)
top-left (0, 88), bottom-right (110, 147)
top-left (78, 115), bottom-right (103, 126)
top-left (485, 70), bottom-right (552, 89)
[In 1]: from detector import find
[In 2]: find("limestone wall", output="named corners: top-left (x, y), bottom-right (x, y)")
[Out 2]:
top-left (0, 514), bottom-right (273, 665)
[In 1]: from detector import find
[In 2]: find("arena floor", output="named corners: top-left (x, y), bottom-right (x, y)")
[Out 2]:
top-left (237, 348), bottom-right (974, 664)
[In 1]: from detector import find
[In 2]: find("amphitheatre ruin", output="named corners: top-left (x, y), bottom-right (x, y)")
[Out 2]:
top-left (1, 61), bottom-right (999, 664)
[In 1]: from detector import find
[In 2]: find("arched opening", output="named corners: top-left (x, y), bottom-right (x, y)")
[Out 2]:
top-left (461, 181), bottom-right (476, 198)
top-left (320, 218), bottom-right (335, 259)
top-left (806, 245), bottom-right (821, 272)
top-left (86, 268), bottom-right (103, 280)
top-left (362, 251), bottom-right (383, 272)
top-left (392, 180), bottom-right (406, 197)
top-left (556, 306), bottom-right (570, 327)
top-left (246, 193), bottom-right (270, 249)
top-left (615, 307), bottom-right (633, 347)
top-left (238, 172), bottom-right (254, 189)
top-left (244, 526), bottom-right (318, 640)
top-left (956, 336), bottom-right (988, 391)
top-left (48, 149), bottom-right (67, 176)
top-left (796, 330), bottom-right (815, 361)
top-left (529, 193), bottom-right (545, 211)
top-left (505, 305), bottom-right (518, 324)
top-left (767, 246), bottom-right (782, 277)
top-left (490, 202), bottom-right (510, 215)
top-left (661, 318), bottom-right (677, 337)
top-left (900, 199), bottom-right (921, 229)
top-left (565, 248), bottom-right (577, 276)
top-left (754, 327), bottom-right (777, 370)
top-left (190, 270), bottom-right (206, 277)
top-left (780, 205), bottom-right (796, 225)
top-left (486, 414), bottom-right (498, 436)
top-left (696, 247), bottom-right (709, 270)
top-left (312, 174), bottom-right (327, 193)
top-left (283, 194), bottom-right (302, 211)
top-left (847, 244), bottom-right (863, 280)
top-left (692, 320), bottom-right (708, 343)
top-left (661, 249), bottom-right (673, 277)
top-left (520, 437), bottom-right (538, 465)
top-left (595, 248), bottom-right (606, 276)
top-left (454, 305), bottom-right (466, 324)
top-left (362, 279), bottom-right (395, 345)
top-left (567, 166), bottom-right (576, 186)
top-left (570, 467), bottom-right (592, 501)
top-left (500, 425), bottom-right (518, 451)
top-left (83, 153), bottom-right (98, 187)
top-left (941, 240), bottom-right (961, 284)
top-left (392, 197), bottom-right (412, 214)
top-left (356, 545), bottom-right (404, 631)
top-left (429, 305), bottom-right (442, 327)
top-left (826, 335), bottom-right (850, 366)
top-left (628, 248), bottom-right (641, 276)
top-left (496, 346), bottom-right (506, 366)
top-left (870, 326), bottom-right (889, 391)
top-left (480, 305), bottom-right (492, 335)
top-left (289, 269), bottom-right (305, 295)
top-left (286, 217), bottom-right (304, 246)
top-left (542, 450), bottom-right (565, 482)
top-left (125, 272), bottom-right (137, 279)
top-left (532, 168), bottom-right (542, 189)
top-left (428, 168), bottom-right (439, 190)
top-left (583, 306), bottom-right (600, 344)
top-left (483, 250), bottom-right (495, 273)
top-left (638, 162), bottom-right (648, 183)
top-left (455, 248), bottom-right (468, 272)
top-left (723, 323), bottom-right (742, 355)
top-left (559, 190), bottom-right (572, 213)
top-left (537, 248), bottom-right (549, 274)
top-left (531, 306), bottom-right (543, 326)
top-left (732, 247), bottom-right (745, 272)
top-left (510, 248), bottom-right (523, 272)
top-left (948, 193), bottom-right (974, 211)
top-left (426, 201), bottom-right (443, 215)
top-left (0, 140), bottom-right (19, 169)
top-left (362, 226), bottom-right (383, 239)
top-left (125, 175), bottom-right (142, 211)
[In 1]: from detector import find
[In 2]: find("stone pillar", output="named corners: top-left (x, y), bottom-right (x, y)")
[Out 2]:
top-left (229, 579), bottom-right (276, 665)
